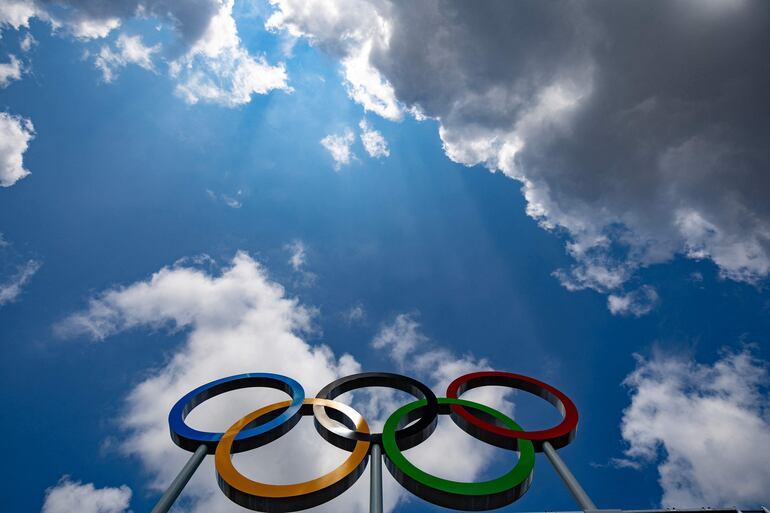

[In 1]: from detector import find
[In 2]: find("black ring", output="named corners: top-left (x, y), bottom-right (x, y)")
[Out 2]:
top-left (313, 372), bottom-right (439, 450)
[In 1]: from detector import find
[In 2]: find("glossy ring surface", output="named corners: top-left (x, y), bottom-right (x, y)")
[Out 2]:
top-left (216, 398), bottom-right (370, 512)
top-left (382, 397), bottom-right (535, 511)
top-left (446, 371), bottom-right (578, 451)
top-left (169, 373), bottom-right (304, 453)
top-left (313, 372), bottom-right (439, 450)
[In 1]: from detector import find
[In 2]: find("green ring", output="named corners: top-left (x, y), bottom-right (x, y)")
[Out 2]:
top-left (382, 398), bottom-right (535, 510)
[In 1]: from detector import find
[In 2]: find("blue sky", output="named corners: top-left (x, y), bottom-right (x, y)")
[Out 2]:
top-left (1, 2), bottom-right (770, 513)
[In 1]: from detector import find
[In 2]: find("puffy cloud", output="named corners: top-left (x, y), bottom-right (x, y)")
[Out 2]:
top-left (371, 313), bottom-right (426, 369)
top-left (0, 258), bottom-right (40, 305)
top-left (57, 252), bottom-right (386, 513)
top-left (340, 39), bottom-right (401, 121)
top-left (370, 313), bottom-right (517, 485)
top-left (607, 285), bottom-right (659, 317)
top-left (94, 34), bottom-right (159, 82)
top-left (619, 348), bottom-right (770, 507)
top-left (0, 112), bottom-right (35, 187)
top-left (58, 255), bottom-right (520, 512)
top-left (372, 313), bottom-right (499, 399)
top-left (0, 1), bottom-right (42, 31)
top-left (20, 32), bottom-right (36, 51)
top-left (170, 0), bottom-right (289, 107)
top-left (359, 119), bottom-right (389, 158)
top-left (0, 54), bottom-right (22, 87)
top-left (41, 477), bottom-right (131, 513)
top-left (320, 128), bottom-right (355, 170)
top-left (5, 0), bottom-right (289, 106)
top-left (266, 0), bottom-right (402, 120)
top-left (267, 1), bottom-right (770, 305)
top-left (171, 45), bottom-right (289, 106)
top-left (69, 16), bottom-right (121, 39)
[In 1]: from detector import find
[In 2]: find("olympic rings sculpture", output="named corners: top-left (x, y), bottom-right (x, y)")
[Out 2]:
top-left (168, 371), bottom-right (579, 512)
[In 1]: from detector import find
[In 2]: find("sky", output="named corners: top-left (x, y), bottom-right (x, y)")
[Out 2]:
top-left (1, 1), bottom-right (769, 513)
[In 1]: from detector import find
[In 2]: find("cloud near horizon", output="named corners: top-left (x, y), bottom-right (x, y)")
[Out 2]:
top-left (619, 348), bottom-right (770, 507)
top-left (41, 477), bottom-right (131, 513)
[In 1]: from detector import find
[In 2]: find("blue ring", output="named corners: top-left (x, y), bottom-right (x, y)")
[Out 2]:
top-left (169, 373), bottom-right (305, 454)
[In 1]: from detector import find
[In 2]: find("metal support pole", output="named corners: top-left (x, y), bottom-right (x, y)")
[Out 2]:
top-left (150, 444), bottom-right (207, 513)
top-left (370, 443), bottom-right (383, 513)
top-left (542, 441), bottom-right (597, 511)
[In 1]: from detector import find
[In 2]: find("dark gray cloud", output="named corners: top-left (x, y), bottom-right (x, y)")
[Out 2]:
top-left (5, 0), bottom-right (769, 305)
top-left (270, 0), bottom-right (770, 301)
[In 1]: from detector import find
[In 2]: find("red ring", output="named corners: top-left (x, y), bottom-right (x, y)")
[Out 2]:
top-left (446, 371), bottom-right (579, 452)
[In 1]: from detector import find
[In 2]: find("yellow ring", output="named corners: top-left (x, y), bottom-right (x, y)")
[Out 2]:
top-left (215, 398), bottom-right (370, 511)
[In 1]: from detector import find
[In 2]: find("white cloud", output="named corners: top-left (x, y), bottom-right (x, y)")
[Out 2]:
top-left (343, 303), bottom-right (366, 324)
top-left (371, 313), bottom-right (427, 368)
top-left (20, 32), bottom-right (36, 52)
top-left (320, 129), bottom-right (355, 170)
top-left (370, 313), bottom-right (517, 486)
top-left (69, 16), bottom-right (121, 40)
top-left (267, 1), bottom-right (770, 309)
top-left (341, 39), bottom-right (402, 121)
top-left (0, 1), bottom-right (42, 31)
top-left (42, 476), bottom-right (131, 513)
top-left (58, 255), bottom-right (522, 512)
top-left (372, 313), bottom-right (499, 399)
top-left (607, 285), bottom-right (659, 317)
top-left (221, 194), bottom-right (241, 208)
top-left (206, 189), bottom-right (243, 209)
top-left (57, 252), bottom-right (391, 513)
top-left (0, 54), bottom-right (22, 87)
top-left (172, 44), bottom-right (289, 107)
top-left (2, 0), bottom-right (288, 107)
top-left (619, 348), bottom-right (770, 507)
top-left (94, 34), bottom-right (159, 83)
top-left (266, 0), bottom-right (402, 120)
top-left (0, 111), bottom-right (34, 187)
top-left (284, 239), bottom-right (317, 286)
top-left (359, 119), bottom-right (389, 158)
top-left (0, 259), bottom-right (40, 305)
top-left (286, 239), bottom-right (307, 271)
top-left (171, 0), bottom-right (290, 107)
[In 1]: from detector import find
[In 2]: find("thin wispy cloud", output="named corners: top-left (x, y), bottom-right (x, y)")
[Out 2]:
top-left (0, 259), bottom-right (40, 306)
top-left (285, 240), bottom-right (317, 287)
top-left (359, 119), bottom-right (389, 159)
top-left (320, 129), bottom-right (355, 170)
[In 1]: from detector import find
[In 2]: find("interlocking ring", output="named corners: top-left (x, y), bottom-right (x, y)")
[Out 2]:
top-left (216, 398), bottom-right (370, 513)
top-left (167, 370), bottom-right (581, 511)
top-left (382, 398), bottom-right (535, 511)
top-left (446, 371), bottom-right (578, 451)
top-left (169, 373), bottom-right (304, 453)
top-left (313, 372), bottom-right (439, 449)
